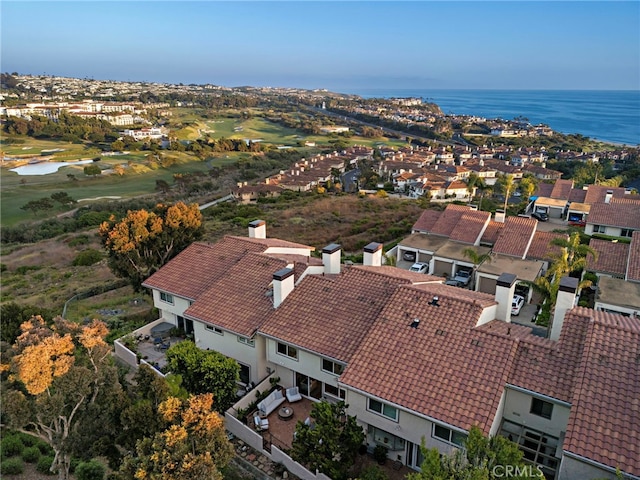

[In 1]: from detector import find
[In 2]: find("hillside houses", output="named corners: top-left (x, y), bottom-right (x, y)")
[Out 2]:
top-left (125, 218), bottom-right (640, 480)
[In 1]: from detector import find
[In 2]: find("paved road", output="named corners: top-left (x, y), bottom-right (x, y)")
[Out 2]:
top-left (341, 169), bottom-right (360, 193)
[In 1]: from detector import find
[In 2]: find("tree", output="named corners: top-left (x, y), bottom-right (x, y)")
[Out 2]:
top-left (99, 202), bottom-right (203, 290)
top-left (498, 174), bottom-right (515, 212)
top-left (549, 231), bottom-right (597, 274)
top-left (0, 302), bottom-right (54, 344)
top-left (165, 341), bottom-right (239, 413)
top-left (519, 176), bottom-right (537, 199)
top-left (467, 172), bottom-right (479, 199)
top-left (291, 401), bottom-right (365, 480)
top-left (407, 426), bottom-right (543, 480)
top-left (117, 393), bottom-right (234, 480)
top-left (20, 198), bottom-right (54, 215)
top-left (50, 191), bottom-right (77, 206)
top-left (84, 164), bottom-right (102, 177)
top-left (463, 247), bottom-right (492, 289)
top-left (1, 316), bottom-right (119, 480)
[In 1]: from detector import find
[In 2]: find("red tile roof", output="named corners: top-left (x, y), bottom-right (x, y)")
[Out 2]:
top-left (535, 183), bottom-right (554, 198)
top-left (568, 188), bottom-right (587, 203)
top-left (412, 209), bottom-right (442, 233)
top-left (562, 308), bottom-right (640, 477)
top-left (583, 185), bottom-right (628, 205)
top-left (627, 232), bottom-right (640, 282)
top-left (340, 284), bottom-right (511, 434)
top-left (430, 204), bottom-right (474, 237)
top-left (480, 221), bottom-right (504, 245)
top-left (492, 216), bottom-right (537, 258)
top-left (586, 203), bottom-right (640, 229)
top-left (526, 231), bottom-right (568, 262)
top-left (142, 239), bottom-right (266, 300)
top-left (259, 267), bottom-right (415, 363)
top-left (448, 211), bottom-right (491, 244)
top-left (587, 239), bottom-right (630, 276)
top-left (550, 179), bottom-right (574, 200)
top-left (184, 253), bottom-right (288, 337)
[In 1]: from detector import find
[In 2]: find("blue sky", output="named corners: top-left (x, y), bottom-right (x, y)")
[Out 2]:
top-left (2, 1), bottom-right (639, 92)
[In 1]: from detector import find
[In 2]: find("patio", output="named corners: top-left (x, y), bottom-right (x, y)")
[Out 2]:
top-left (250, 396), bottom-right (414, 479)
top-left (135, 335), bottom-right (183, 370)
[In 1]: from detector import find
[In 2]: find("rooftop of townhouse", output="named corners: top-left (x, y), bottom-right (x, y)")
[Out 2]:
top-left (628, 232), bottom-right (640, 282)
top-left (595, 276), bottom-right (640, 310)
top-left (587, 239), bottom-right (630, 277)
top-left (587, 201), bottom-right (640, 229)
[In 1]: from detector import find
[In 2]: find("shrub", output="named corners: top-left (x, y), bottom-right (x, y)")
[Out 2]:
top-left (1, 434), bottom-right (25, 458)
top-left (22, 445), bottom-right (41, 463)
top-left (37, 441), bottom-right (54, 455)
top-left (36, 455), bottom-right (55, 474)
top-left (359, 465), bottom-right (389, 480)
top-left (75, 459), bottom-right (106, 480)
top-left (1, 457), bottom-right (25, 475)
top-left (18, 432), bottom-right (39, 447)
top-left (72, 249), bottom-right (103, 266)
top-left (67, 234), bottom-right (90, 246)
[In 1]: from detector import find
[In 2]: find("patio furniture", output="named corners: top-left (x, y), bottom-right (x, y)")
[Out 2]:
top-left (278, 406), bottom-right (294, 420)
top-left (285, 386), bottom-right (302, 403)
top-left (254, 415), bottom-right (269, 431)
top-left (257, 389), bottom-right (285, 417)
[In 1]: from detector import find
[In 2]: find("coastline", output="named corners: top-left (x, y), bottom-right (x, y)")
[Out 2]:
top-left (340, 89), bottom-right (640, 146)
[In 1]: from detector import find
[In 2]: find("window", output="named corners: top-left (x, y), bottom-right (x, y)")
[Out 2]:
top-left (277, 342), bottom-right (298, 360)
top-left (322, 358), bottom-right (345, 376)
top-left (237, 336), bottom-right (255, 347)
top-left (530, 398), bottom-right (553, 419)
top-left (324, 383), bottom-right (346, 400)
top-left (367, 398), bottom-right (398, 421)
top-left (433, 424), bottom-right (467, 447)
top-left (621, 229), bottom-right (634, 238)
top-left (205, 325), bottom-right (223, 335)
top-left (371, 426), bottom-right (405, 451)
top-left (593, 225), bottom-right (606, 234)
top-left (159, 292), bottom-right (174, 304)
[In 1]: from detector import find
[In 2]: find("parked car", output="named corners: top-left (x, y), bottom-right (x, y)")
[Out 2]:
top-left (531, 212), bottom-right (549, 222)
top-left (453, 268), bottom-right (472, 287)
top-left (409, 262), bottom-right (429, 274)
top-left (511, 295), bottom-right (525, 316)
top-left (445, 278), bottom-right (462, 287)
top-left (403, 251), bottom-right (417, 262)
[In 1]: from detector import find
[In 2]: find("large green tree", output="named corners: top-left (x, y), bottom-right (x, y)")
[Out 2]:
top-left (165, 340), bottom-right (238, 413)
top-left (99, 201), bottom-right (203, 290)
top-left (407, 426), bottom-right (543, 480)
top-left (291, 401), bottom-right (365, 480)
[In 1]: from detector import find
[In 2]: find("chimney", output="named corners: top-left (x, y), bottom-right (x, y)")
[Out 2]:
top-left (605, 190), bottom-right (613, 204)
top-left (272, 268), bottom-right (294, 308)
top-left (363, 242), bottom-right (383, 267)
top-left (494, 273), bottom-right (517, 323)
top-left (550, 276), bottom-right (579, 341)
top-left (322, 243), bottom-right (341, 275)
top-left (495, 209), bottom-right (506, 223)
top-left (248, 219), bottom-right (266, 239)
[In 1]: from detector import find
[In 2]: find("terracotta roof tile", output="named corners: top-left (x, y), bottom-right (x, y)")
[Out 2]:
top-left (480, 221), bottom-right (504, 245)
top-left (550, 179), bottom-right (574, 200)
top-left (259, 267), bottom-right (414, 362)
top-left (526, 231), bottom-right (568, 261)
top-left (584, 185), bottom-right (629, 205)
top-left (587, 239), bottom-right (630, 276)
top-left (448, 211), bottom-right (491, 244)
top-left (340, 285), bottom-right (512, 434)
top-left (430, 204), bottom-right (474, 237)
top-left (627, 232), bottom-right (640, 282)
top-left (535, 183), bottom-right (554, 198)
top-left (587, 203), bottom-right (640, 229)
top-left (184, 253), bottom-right (288, 337)
top-left (562, 308), bottom-right (640, 477)
top-left (568, 188), bottom-right (587, 203)
top-left (142, 239), bottom-right (266, 300)
top-left (492, 217), bottom-right (537, 258)
top-left (412, 210), bottom-right (442, 233)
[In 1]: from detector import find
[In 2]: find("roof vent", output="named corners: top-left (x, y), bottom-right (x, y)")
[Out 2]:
top-left (435, 328), bottom-right (445, 336)
top-left (429, 296), bottom-right (440, 307)
top-left (471, 339), bottom-right (481, 347)
top-left (410, 318), bottom-right (420, 329)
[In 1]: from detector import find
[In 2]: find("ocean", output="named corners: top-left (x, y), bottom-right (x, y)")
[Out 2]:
top-left (340, 89), bottom-right (640, 146)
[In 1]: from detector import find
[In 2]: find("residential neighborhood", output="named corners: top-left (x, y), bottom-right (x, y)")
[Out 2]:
top-left (115, 202), bottom-right (640, 480)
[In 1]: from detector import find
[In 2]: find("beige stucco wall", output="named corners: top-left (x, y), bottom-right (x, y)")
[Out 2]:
top-left (558, 454), bottom-right (622, 480)
top-left (502, 387), bottom-right (570, 438)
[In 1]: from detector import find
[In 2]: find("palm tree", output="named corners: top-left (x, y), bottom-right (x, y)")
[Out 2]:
top-left (549, 231), bottom-right (597, 273)
top-left (463, 247), bottom-right (492, 289)
top-left (500, 174), bottom-right (515, 212)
